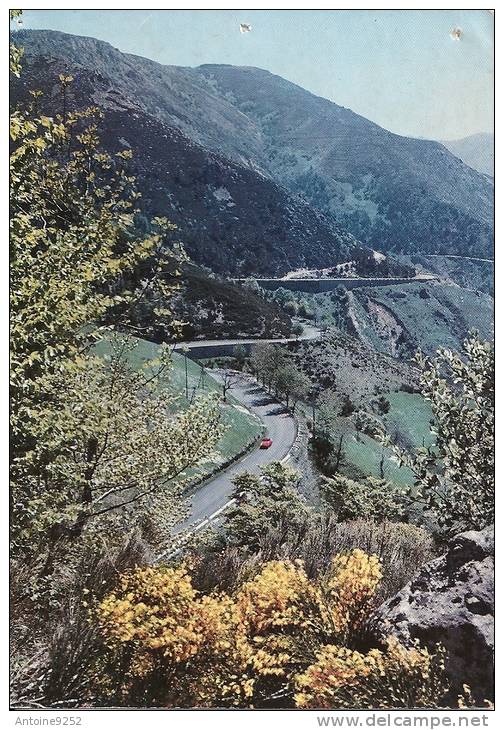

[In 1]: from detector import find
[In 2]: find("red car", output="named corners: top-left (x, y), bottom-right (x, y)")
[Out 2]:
top-left (260, 437), bottom-right (273, 449)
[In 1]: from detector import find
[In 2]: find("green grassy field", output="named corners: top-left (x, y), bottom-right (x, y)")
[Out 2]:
top-left (338, 390), bottom-right (435, 486)
top-left (93, 335), bottom-right (262, 479)
top-left (382, 391), bottom-right (435, 449)
top-left (342, 431), bottom-right (414, 485)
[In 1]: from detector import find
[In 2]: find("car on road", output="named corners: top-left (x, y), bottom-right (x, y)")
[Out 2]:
top-left (260, 437), bottom-right (273, 449)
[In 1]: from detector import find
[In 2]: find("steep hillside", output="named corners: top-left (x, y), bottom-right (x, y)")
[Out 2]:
top-left (197, 64), bottom-right (493, 258)
top-left (348, 281), bottom-right (493, 356)
top-left (285, 279), bottom-right (493, 358)
top-left (12, 32), bottom-right (358, 276)
top-left (94, 335), bottom-right (262, 479)
top-left (442, 133), bottom-right (494, 177)
top-left (169, 264), bottom-right (294, 340)
top-left (407, 254), bottom-right (494, 296)
top-left (130, 262), bottom-right (293, 342)
top-left (14, 30), bottom-right (494, 262)
top-left (13, 29), bottom-right (268, 171)
top-left (293, 329), bottom-right (414, 402)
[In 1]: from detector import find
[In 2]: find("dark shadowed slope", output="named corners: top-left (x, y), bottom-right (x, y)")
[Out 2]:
top-left (14, 29), bottom-right (494, 262)
top-left (12, 31), bottom-right (358, 276)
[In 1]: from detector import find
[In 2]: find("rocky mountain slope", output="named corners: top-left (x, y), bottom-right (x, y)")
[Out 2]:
top-left (198, 64), bottom-right (493, 258)
top-left (293, 329), bottom-right (414, 402)
top-left (442, 133), bottom-right (494, 177)
top-left (348, 280), bottom-right (493, 356)
top-left (374, 526), bottom-right (494, 704)
top-left (170, 264), bottom-right (294, 340)
top-left (11, 31), bottom-right (359, 277)
top-left (13, 30), bottom-right (494, 265)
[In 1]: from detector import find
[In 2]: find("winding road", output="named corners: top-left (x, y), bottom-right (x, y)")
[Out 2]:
top-left (173, 372), bottom-right (297, 535)
top-left (164, 322), bottom-right (316, 547)
top-left (170, 322), bottom-right (321, 357)
top-left (423, 255), bottom-right (493, 264)
top-left (164, 271), bottom-right (444, 552)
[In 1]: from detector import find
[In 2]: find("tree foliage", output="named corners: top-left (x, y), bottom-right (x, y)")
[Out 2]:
top-left (18, 336), bottom-right (221, 550)
top-left (320, 474), bottom-right (406, 523)
top-left (381, 332), bottom-right (494, 535)
top-left (10, 31), bottom-right (222, 560)
top-left (249, 342), bottom-right (285, 388)
top-left (249, 344), bottom-right (310, 408)
top-left (316, 389), bottom-right (341, 434)
top-left (9, 11), bottom-right (24, 77)
top-left (224, 463), bottom-right (310, 551)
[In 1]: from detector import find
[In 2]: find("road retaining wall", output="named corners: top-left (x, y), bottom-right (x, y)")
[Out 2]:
top-left (234, 276), bottom-right (435, 293)
top-left (178, 340), bottom-right (301, 360)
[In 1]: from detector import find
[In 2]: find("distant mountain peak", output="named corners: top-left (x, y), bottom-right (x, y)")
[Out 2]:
top-left (441, 132), bottom-right (494, 177)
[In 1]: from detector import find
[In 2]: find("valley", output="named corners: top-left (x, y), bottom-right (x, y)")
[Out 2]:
top-left (9, 13), bottom-right (495, 712)
top-left (17, 24), bottom-right (492, 496)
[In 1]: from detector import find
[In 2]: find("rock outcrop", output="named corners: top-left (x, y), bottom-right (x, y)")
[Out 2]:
top-left (372, 526), bottom-right (494, 704)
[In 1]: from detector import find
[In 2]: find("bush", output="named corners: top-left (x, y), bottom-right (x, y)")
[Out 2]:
top-left (376, 396), bottom-right (391, 415)
top-left (88, 550), bottom-right (452, 709)
top-left (284, 301), bottom-right (298, 316)
top-left (320, 474), bottom-right (406, 523)
top-left (298, 301), bottom-right (315, 319)
top-left (192, 516), bottom-right (433, 603)
top-left (295, 638), bottom-right (447, 709)
top-left (317, 519), bottom-right (434, 600)
top-left (91, 551), bottom-right (391, 707)
top-left (340, 396), bottom-right (355, 417)
top-left (354, 409), bottom-right (384, 437)
top-left (10, 530), bottom-right (152, 708)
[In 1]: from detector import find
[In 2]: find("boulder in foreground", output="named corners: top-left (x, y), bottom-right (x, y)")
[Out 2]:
top-left (372, 526), bottom-right (494, 704)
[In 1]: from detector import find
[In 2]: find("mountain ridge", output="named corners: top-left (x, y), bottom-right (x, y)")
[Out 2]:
top-left (441, 132), bottom-right (493, 177)
top-left (11, 35), bottom-right (359, 275)
top-left (13, 29), bottom-right (494, 263)
top-left (195, 62), bottom-right (493, 257)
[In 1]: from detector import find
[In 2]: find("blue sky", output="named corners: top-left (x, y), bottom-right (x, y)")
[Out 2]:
top-left (19, 9), bottom-right (493, 141)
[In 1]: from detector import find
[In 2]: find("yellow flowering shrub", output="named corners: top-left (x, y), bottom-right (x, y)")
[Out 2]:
top-left (295, 637), bottom-right (447, 709)
top-left (325, 549), bottom-right (383, 639)
top-left (95, 564), bottom-right (252, 706)
top-left (97, 565), bottom-right (203, 662)
top-left (237, 560), bottom-right (319, 634)
top-left (232, 560), bottom-right (322, 702)
top-left (92, 553), bottom-right (447, 709)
